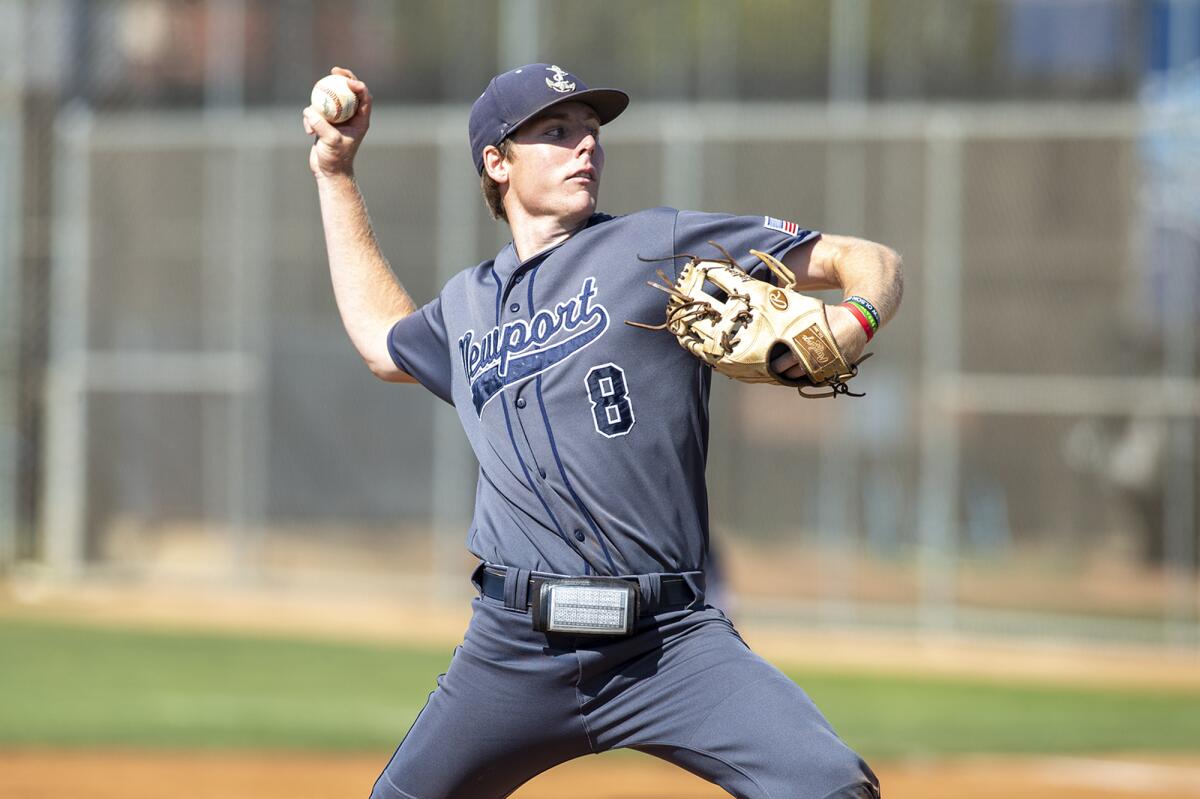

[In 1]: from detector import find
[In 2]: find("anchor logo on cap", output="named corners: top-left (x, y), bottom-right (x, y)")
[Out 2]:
top-left (545, 65), bottom-right (576, 93)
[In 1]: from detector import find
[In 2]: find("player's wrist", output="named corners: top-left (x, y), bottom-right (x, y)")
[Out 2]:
top-left (826, 303), bottom-right (868, 364)
top-left (840, 297), bottom-right (878, 342)
top-left (313, 166), bottom-right (358, 185)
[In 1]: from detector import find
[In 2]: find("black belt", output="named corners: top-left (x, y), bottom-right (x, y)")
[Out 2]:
top-left (478, 565), bottom-right (695, 615)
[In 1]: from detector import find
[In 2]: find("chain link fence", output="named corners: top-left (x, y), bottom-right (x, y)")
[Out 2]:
top-left (2, 0), bottom-right (1198, 647)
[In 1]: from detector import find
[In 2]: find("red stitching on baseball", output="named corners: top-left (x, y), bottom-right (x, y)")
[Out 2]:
top-left (319, 85), bottom-right (343, 120)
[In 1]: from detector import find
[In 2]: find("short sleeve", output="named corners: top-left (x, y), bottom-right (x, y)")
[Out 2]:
top-left (387, 296), bottom-right (453, 404)
top-left (673, 211), bottom-right (820, 283)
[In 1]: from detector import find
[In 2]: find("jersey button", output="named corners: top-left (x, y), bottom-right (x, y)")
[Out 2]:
top-left (509, 302), bottom-right (520, 313)
top-left (574, 530), bottom-right (585, 542)
top-left (515, 397), bottom-right (526, 409)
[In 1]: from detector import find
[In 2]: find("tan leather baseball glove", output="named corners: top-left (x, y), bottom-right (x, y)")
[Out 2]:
top-left (628, 242), bottom-right (869, 398)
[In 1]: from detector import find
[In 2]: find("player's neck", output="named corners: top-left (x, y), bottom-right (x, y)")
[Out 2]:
top-left (508, 210), bottom-right (592, 263)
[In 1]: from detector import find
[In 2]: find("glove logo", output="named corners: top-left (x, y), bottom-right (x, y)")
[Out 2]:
top-left (768, 288), bottom-right (788, 311)
top-left (545, 65), bottom-right (577, 93)
top-left (796, 326), bottom-right (834, 369)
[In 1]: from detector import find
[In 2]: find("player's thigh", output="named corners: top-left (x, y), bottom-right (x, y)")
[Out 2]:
top-left (371, 598), bottom-right (590, 799)
top-left (632, 667), bottom-right (879, 799)
top-left (608, 610), bottom-right (878, 799)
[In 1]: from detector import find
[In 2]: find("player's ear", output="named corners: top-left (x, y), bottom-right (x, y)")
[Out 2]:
top-left (482, 144), bottom-right (510, 185)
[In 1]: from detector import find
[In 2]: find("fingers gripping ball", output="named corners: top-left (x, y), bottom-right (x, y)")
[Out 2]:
top-left (628, 242), bottom-right (871, 398)
top-left (311, 75), bottom-right (358, 123)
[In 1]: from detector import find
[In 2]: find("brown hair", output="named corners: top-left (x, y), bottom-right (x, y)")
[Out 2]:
top-left (480, 139), bottom-right (515, 222)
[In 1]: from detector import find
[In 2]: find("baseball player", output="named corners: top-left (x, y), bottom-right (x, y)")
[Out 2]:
top-left (303, 63), bottom-right (901, 799)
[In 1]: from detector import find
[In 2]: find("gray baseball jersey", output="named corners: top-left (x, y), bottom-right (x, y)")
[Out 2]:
top-left (387, 206), bottom-right (818, 577)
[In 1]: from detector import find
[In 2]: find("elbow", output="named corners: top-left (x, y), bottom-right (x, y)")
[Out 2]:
top-left (386, 371), bottom-right (419, 384)
top-left (369, 362), bottom-right (417, 383)
top-left (880, 243), bottom-right (902, 274)
top-left (360, 318), bottom-right (417, 383)
top-left (892, 249), bottom-right (905, 303)
top-left (878, 244), bottom-right (904, 302)
top-left (366, 354), bottom-right (416, 383)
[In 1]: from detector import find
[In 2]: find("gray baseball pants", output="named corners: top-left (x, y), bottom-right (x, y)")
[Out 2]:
top-left (371, 574), bottom-right (879, 799)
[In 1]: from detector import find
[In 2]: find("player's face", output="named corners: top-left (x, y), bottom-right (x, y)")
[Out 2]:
top-left (505, 102), bottom-right (604, 225)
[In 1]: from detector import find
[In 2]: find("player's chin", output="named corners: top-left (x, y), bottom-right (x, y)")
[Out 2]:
top-left (563, 185), bottom-right (599, 214)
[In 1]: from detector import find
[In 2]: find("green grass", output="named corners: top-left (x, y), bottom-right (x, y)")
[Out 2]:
top-left (2, 618), bottom-right (1199, 757)
top-left (0, 619), bottom-right (449, 749)
top-left (793, 669), bottom-right (1200, 758)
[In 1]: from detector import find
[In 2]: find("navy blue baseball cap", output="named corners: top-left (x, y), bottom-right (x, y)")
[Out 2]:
top-left (469, 64), bottom-right (629, 174)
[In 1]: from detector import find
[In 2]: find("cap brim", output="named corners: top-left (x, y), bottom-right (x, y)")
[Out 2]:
top-left (508, 88), bottom-right (630, 136)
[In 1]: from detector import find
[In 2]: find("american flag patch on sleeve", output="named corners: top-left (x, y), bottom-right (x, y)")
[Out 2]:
top-left (764, 216), bottom-right (800, 236)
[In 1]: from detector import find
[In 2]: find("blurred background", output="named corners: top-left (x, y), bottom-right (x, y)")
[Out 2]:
top-left (2, 0), bottom-right (1200, 649)
top-left (4, 2), bottom-right (1200, 797)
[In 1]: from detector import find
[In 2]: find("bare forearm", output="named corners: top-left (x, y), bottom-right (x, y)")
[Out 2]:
top-left (780, 234), bottom-right (903, 369)
top-left (315, 173), bottom-right (415, 378)
top-left (826, 238), bottom-right (903, 328)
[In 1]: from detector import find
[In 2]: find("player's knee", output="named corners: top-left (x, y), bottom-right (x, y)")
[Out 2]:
top-left (805, 748), bottom-right (879, 799)
top-left (813, 756), bottom-right (880, 799)
top-left (819, 783), bottom-right (879, 799)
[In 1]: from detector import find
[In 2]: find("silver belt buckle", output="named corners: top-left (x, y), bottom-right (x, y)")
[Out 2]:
top-left (532, 578), bottom-right (638, 636)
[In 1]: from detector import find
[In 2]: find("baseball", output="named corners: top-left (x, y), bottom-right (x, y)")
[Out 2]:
top-left (311, 74), bottom-right (358, 124)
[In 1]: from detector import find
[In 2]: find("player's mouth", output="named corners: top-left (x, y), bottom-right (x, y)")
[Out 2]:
top-left (568, 167), bottom-right (597, 184)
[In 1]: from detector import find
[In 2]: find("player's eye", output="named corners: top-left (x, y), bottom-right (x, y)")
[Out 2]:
top-left (544, 126), bottom-right (564, 138)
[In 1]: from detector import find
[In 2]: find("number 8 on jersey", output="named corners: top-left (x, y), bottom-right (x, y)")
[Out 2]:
top-left (585, 363), bottom-right (635, 437)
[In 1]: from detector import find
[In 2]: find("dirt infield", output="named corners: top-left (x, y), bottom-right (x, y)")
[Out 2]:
top-left (3, 749), bottom-right (1200, 798)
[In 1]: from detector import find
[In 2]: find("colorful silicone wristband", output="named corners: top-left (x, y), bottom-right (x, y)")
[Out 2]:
top-left (844, 295), bottom-right (880, 329)
top-left (843, 302), bottom-right (875, 341)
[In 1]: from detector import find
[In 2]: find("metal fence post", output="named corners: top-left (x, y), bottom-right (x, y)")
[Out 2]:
top-left (917, 113), bottom-right (964, 632)
top-left (0, 0), bottom-right (25, 571)
top-left (1161, 217), bottom-right (1198, 647)
top-left (225, 127), bottom-right (270, 582)
top-left (500, 0), bottom-right (540, 69)
top-left (819, 0), bottom-right (870, 621)
top-left (41, 104), bottom-right (93, 577)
